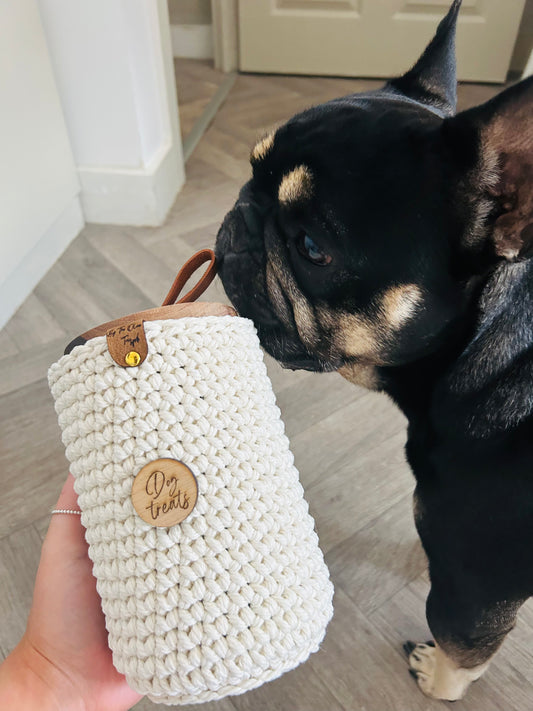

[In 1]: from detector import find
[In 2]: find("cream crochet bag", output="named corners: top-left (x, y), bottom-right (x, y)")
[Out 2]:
top-left (48, 251), bottom-right (334, 705)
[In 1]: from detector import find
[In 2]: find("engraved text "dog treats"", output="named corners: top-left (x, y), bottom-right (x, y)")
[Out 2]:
top-left (131, 459), bottom-right (198, 527)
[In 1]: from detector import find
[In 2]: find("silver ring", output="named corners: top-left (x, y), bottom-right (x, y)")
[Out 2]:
top-left (51, 509), bottom-right (82, 515)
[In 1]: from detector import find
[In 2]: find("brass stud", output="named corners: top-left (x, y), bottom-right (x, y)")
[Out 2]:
top-left (125, 351), bottom-right (141, 367)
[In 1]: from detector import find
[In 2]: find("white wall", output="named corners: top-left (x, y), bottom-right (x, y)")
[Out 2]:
top-left (38, 0), bottom-right (185, 226)
top-left (168, 0), bottom-right (214, 59)
top-left (0, 0), bottom-right (83, 330)
top-left (168, 0), bottom-right (212, 25)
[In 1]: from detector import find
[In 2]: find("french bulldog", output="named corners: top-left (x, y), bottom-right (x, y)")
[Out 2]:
top-left (215, 0), bottom-right (533, 701)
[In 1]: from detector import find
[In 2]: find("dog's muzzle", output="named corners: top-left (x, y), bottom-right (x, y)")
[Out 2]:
top-left (215, 185), bottom-right (328, 371)
top-left (215, 184), bottom-right (279, 326)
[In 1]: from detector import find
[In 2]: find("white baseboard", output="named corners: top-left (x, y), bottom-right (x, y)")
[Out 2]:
top-left (79, 142), bottom-right (184, 226)
top-left (0, 197), bottom-right (84, 330)
top-left (171, 24), bottom-right (214, 59)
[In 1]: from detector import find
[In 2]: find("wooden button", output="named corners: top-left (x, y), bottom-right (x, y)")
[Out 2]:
top-left (131, 459), bottom-right (198, 527)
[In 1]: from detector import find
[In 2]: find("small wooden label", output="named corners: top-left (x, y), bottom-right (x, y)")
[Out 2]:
top-left (106, 320), bottom-right (148, 367)
top-left (131, 459), bottom-right (198, 527)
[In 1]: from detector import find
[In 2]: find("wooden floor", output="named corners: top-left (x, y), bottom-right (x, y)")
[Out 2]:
top-left (1, 62), bottom-right (532, 710)
top-left (174, 58), bottom-right (229, 140)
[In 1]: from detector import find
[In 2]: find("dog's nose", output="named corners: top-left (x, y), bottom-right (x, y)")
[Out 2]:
top-left (215, 203), bottom-right (261, 261)
top-left (216, 181), bottom-right (272, 263)
top-left (215, 209), bottom-right (240, 262)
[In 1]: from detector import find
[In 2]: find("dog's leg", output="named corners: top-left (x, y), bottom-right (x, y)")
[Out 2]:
top-left (406, 584), bottom-right (522, 701)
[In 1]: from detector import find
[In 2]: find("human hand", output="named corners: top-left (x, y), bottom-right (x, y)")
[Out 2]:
top-left (0, 474), bottom-right (143, 711)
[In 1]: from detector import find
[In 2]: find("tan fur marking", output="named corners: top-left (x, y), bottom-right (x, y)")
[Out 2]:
top-left (337, 312), bottom-right (379, 359)
top-left (251, 132), bottom-right (275, 163)
top-left (278, 165), bottom-right (313, 205)
top-left (265, 261), bottom-right (292, 326)
top-left (268, 253), bottom-right (319, 349)
top-left (338, 363), bottom-right (380, 391)
top-left (292, 299), bottom-right (319, 348)
top-left (381, 284), bottom-right (423, 329)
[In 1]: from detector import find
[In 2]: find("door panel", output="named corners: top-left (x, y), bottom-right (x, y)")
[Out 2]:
top-left (239, 0), bottom-right (526, 82)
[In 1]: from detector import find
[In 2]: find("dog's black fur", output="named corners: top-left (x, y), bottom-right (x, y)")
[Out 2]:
top-left (215, 0), bottom-right (533, 698)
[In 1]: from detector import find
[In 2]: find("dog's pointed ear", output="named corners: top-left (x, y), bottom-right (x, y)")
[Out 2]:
top-left (445, 77), bottom-right (533, 261)
top-left (387, 0), bottom-right (462, 116)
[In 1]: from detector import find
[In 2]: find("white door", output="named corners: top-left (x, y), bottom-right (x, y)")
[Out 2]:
top-left (238, 0), bottom-right (526, 83)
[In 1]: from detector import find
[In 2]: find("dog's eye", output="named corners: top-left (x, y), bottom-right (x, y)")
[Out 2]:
top-left (296, 233), bottom-right (332, 266)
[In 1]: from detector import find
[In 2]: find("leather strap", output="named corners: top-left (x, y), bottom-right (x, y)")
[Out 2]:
top-left (64, 249), bottom-right (234, 355)
top-left (162, 249), bottom-right (217, 306)
top-left (76, 303), bottom-right (235, 344)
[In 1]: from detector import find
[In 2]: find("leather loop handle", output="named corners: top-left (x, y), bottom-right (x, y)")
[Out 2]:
top-left (63, 249), bottom-right (227, 355)
top-left (162, 249), bottom-right (217, 306)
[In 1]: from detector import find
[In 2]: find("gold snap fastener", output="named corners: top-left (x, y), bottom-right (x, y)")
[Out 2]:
top-left (125, 350), bottom-right (141, 367)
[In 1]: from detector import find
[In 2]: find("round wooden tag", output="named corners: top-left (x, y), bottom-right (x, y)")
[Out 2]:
top-left (131, 459), bottom-right (198, 527)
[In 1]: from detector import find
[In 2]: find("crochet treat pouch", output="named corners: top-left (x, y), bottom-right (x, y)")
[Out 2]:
top-left (48, 250), bottom-right (334, 705)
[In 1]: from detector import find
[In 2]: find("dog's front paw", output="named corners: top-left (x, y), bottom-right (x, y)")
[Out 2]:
top-left (404, 640), bottom-right (486, 701)
top-left (405, 642), bottom-right (439, 698)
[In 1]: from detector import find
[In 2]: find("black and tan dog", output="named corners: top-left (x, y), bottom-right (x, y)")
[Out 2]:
top-left (215, 0), bottom-right (533, 701)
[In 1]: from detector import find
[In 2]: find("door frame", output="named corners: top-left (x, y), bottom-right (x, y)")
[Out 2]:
top-left (524, 47), bottom-right (533, 77)
top-left (212, 0), bottom-right (239, 72)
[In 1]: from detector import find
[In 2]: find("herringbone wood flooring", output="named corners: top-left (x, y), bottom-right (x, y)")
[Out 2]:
top-left (175, 58), bottom-right (229, 139)
top-left (1, 62), bottom-right (532, 710)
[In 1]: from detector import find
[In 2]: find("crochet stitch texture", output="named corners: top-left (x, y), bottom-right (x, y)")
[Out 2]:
top-left (48, 316), bottom-right (334, 704)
